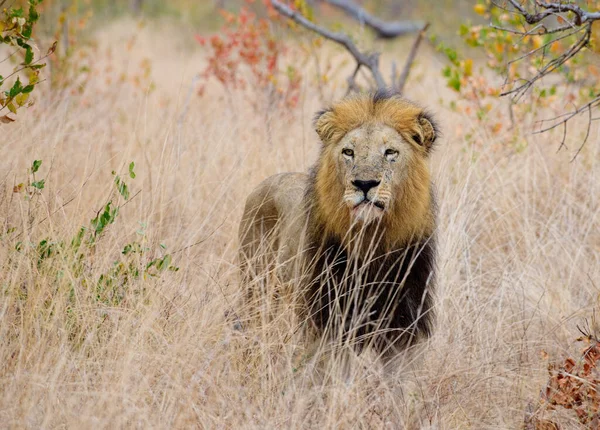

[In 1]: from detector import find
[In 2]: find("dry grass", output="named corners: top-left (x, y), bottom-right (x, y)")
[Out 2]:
top-left (1, 20), bottom-right (599, 429)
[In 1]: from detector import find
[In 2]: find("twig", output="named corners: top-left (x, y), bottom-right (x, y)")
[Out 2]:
top-left (571, 103), bottom-right (593, 162)
top-left (533, 94), bottom-right (600, 158)
top-left (534, 94), bottom-right (600, 134)
top-left (396, 22), bottom-right (429, 93)
top-left (497, 0), bottom-right (600, 100)
top-left (271, 0), bottom-right (386, 89)
top-left (486, 0), bottom-right (600, 157)
top-left (322, 0), bottom-right (423, 39)
top-left (500, 24), bottom-right (592, 100)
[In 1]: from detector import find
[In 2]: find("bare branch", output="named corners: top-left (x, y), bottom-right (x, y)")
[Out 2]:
top-left (487, 1), bottom-right (600, 156)
top-left (534, 94), bottom-right (600, 134)
top-left (500, 24), bottom-right (592, 100)
top-left (322, 0), bottom-right (424, 39)
top-left (396, 23), bottom-right (430, 93)
top-left (571, 104), bottom-right (593, 161)
top-left (490, 22), bottom-right (577, 36)
top-left (271, 0), bottom-right (386, 89)
top-left (537, 1), bottom-right (600, 24)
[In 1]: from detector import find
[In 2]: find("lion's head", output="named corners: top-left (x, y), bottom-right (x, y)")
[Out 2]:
top-left (310, 90), bottom-right (438, 248)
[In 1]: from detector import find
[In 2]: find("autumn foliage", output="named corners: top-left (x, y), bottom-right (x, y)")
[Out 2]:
top-left (0, 0), bottom-right (52, 122)
top-left (196, 0), bottom-right (301, 109)
top-left (528, 334), bottom-right (600, 429)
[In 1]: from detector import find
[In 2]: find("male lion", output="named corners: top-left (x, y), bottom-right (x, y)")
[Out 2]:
top-left (238, 90), bottom-right (438, 362)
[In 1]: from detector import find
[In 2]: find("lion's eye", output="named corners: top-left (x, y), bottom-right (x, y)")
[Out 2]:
top-left (385, 149), bottom-right (398, 157)
top-left (342, 148), bottom-right (354, 157)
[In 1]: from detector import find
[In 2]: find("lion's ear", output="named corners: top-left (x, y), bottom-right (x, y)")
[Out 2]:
top-left (416, 114), bottom-right (438, 151)
top-left (314, 109), bottom-right (337, 145)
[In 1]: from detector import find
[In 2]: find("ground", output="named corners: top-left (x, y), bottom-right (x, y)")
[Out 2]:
top-left (0, 19), bottom-right (599, 429)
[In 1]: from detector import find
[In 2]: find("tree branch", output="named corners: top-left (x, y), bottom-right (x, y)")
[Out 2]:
top-left (536, 1), bottom-right (600, 24)
top-left (535, 94), bottom-right (600, 134)
top-left (396, 22), bottom-right (429, 93)
top-left (271, 0), bottom-right (386, 89)
top-left (322, 0), bottom-right (424, 39)
top-left (500, 24), bottom-right (591, 100)
top-left (503, 0), bottom-right (600, 25)
top-left (487, 0), bottom-right (600, 157)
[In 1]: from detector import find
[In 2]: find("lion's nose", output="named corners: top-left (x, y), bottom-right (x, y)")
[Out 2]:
top-left (352, 179), bottom-right (380, 195)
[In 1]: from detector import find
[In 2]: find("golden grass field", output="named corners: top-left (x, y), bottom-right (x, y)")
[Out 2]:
top-left (1, 20), bottom-right (599, 429)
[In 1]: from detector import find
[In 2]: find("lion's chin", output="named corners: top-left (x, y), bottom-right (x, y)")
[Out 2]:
top-left (351, 202), bottom-right (385, 225)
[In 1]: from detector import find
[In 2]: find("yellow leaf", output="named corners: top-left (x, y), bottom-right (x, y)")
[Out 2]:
top-left (464, 58), bottom-right (473, 77)
top-left (28, 71), bottom-right (39, 85)
top-left (7, 102), bottom-right (17, 114)
top-left (15, 93), bottom-right (29, 107)
top-left (474, 4), bottom-right (486, 15)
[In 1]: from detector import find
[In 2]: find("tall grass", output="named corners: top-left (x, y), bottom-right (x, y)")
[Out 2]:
top-left (1, 21), bottom-right (599, 429)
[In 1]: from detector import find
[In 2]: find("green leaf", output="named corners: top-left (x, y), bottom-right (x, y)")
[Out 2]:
top-left (91, 202), bottom-right (118, 237)
top-left (21, 85), bottom-right (34, 94)
top-left (9, 8), bottom-right (24, 18)
top-left (31, 179), bottom-right (45, 189)
top-left (9, 78), bottom-right (23, 98)
top-left (114, 176), bottom-right (130, 200)
top-left (157, 254), bottom-right (171, 271)
top-left (448, 73), bottom-right (461, 92)
top-left (71, 227), bottom-right (85, 251)
top-left (24, 47), bottom-right (33, 65)
top-left (31, 159), bottom-right (41, 173)
top-left (22, 24), bottom-right (32, 39)
top-left (128, 162), bottom-right (136, 179)
top-left (28, 4), bottom-right (39, 23)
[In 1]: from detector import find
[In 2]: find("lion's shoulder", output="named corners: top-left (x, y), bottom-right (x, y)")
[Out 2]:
top-left (244, 172), bottom-right (307, 217)
top-left (239, 172), bottom-right (308, 252)
top-left (238, 172), bottom-right (311, 284)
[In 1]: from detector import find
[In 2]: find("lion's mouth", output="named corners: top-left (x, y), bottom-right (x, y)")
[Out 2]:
top-left (354, 200), bottom-right (385, 211)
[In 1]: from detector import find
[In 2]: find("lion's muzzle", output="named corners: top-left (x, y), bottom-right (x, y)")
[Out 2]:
top-left (347, 178), bottom-right (387, 224)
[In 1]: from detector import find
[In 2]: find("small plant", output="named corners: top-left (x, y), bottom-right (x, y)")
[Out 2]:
top-left (527, 324), bottom-right (600, 428)
top-left (13, 159), bottom-right (45, 196)
top-left (453, 1), bottom-right (600, 156)
top-left (5, 160), bottom-right (179, 342)
top-left (0, 0), bottom-right (55, 122)
top-left (196, 0), bottom-right (302, 110)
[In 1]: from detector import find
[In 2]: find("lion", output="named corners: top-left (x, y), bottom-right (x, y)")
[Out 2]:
top-left (238, 89), bottom-right (439, 362)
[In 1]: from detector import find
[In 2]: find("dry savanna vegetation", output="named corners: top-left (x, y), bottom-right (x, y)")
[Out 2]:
top-left (1, 1), bottom-right (600, 428)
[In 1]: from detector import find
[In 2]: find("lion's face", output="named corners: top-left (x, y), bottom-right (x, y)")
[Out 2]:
top-left (335, 124), bottom-right (412, 225)
top-left (311, 91), bottom-right (438, 245)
